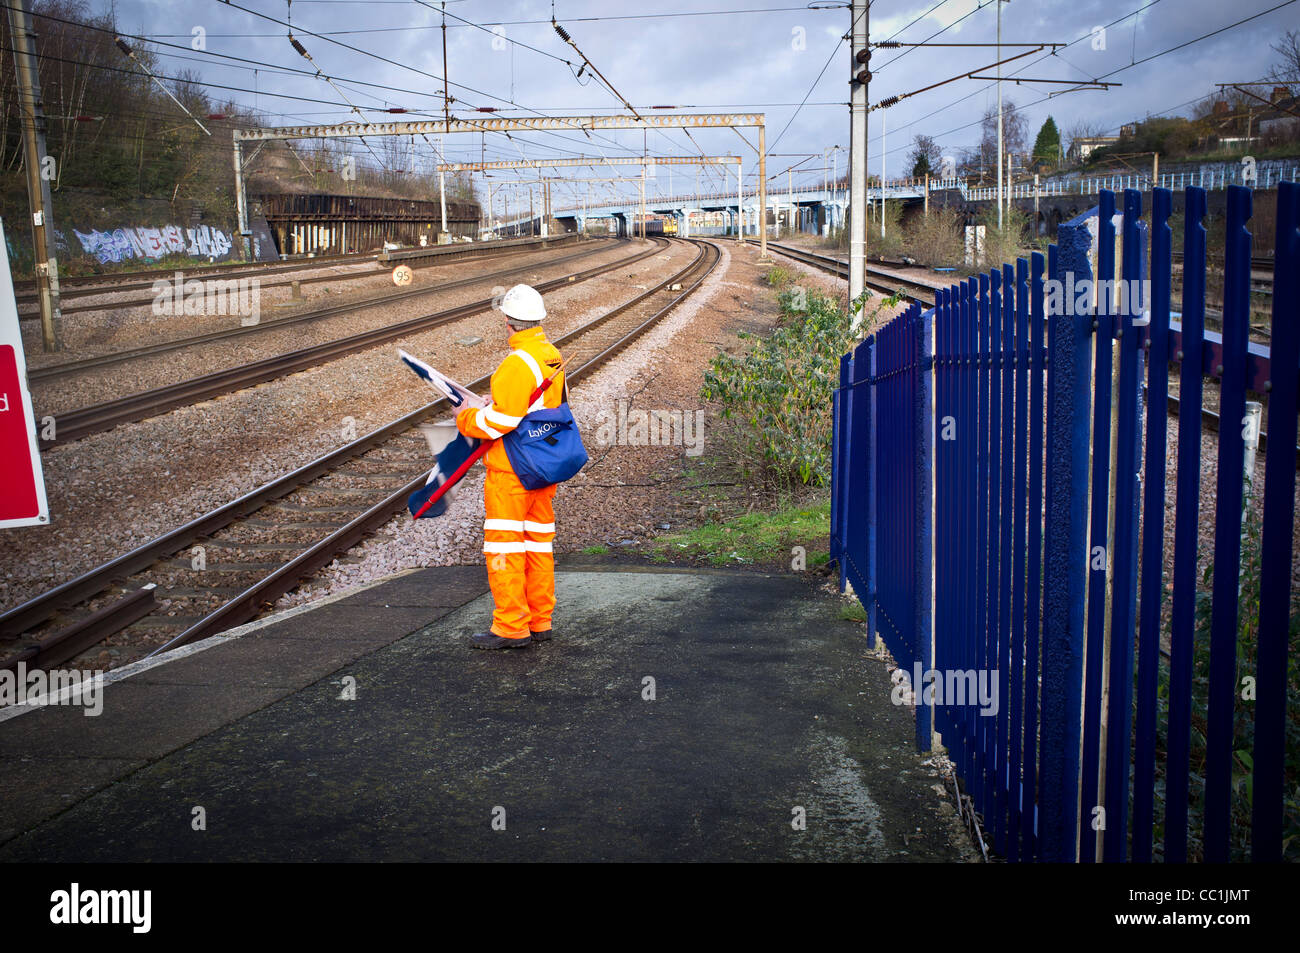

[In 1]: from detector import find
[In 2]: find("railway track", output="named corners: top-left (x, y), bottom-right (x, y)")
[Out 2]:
top-left (29, 237), bottom-right (619, 385)
top-left (1171, 249), bottom-right (1274, 272)
top-left (38, 238), bottom-right (664, 448)
top-left (12, 248), bottom-right (369, 300)
top-left (765, 241), bottom-right (938, 307)
top-left (0, 238), bottom-right (722, 673)
top-left (774, 241), bottom-right (1296, 465)
top-left (17, 234), bottom-right (579, 318)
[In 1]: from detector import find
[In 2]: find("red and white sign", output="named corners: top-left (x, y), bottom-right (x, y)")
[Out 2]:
top-left (0, 220), bottom-right (49, 529)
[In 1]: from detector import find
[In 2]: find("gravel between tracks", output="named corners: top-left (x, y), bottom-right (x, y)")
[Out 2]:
top-left (0, 238), bottom-right (687, 614)
top-left (28, 240), bottom-right (627, 414)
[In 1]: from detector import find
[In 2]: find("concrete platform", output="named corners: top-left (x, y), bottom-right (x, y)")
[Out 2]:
top-left (0, 565), bottom-right (973, 862)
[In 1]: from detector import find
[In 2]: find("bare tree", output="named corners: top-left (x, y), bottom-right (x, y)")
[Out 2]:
top-left (978, 99), bottom-right (1028, 182)
top-left (1268, 29), bottom-right (1300, 91)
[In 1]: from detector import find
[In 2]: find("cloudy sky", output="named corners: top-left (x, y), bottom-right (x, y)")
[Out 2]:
top-left (99, 0), bottom-right (1297, 203)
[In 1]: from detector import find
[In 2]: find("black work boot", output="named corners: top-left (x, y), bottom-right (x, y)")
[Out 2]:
top-left (530, 629), bottom-right (553, 643)
top-left (470, 632), bottom-right (532, 650)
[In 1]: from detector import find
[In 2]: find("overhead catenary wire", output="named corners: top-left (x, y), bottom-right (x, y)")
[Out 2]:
top-left (286, 28), bottom-right (389, 171)
top-left (147, 2), bottom-right (845, 37)
top-left (866, 0), bottom-right (1164, 154)
top-left (871, 0), bottom-right (1297, 163)
top-left (211, 0), bottom-right (652, 162)
top-left (20, 0), bottom-right (819, 203)
top-left (112, 36), bottom-right (211, 135)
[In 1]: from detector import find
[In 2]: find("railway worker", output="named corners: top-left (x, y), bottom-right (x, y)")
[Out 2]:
top-left (457, 284), bottom-right (566, 650)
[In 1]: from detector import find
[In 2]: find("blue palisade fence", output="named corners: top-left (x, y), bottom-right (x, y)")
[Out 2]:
top-left (829, 183), bottom-right (1299, 862)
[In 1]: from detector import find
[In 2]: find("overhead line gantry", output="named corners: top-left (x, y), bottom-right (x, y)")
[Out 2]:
top-left (231, 115), bottom-right (769, 257)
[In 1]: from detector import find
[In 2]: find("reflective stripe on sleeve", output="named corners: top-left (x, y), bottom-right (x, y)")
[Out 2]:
top-left (474, 407), bottom-right (504, 439)
top-left (484, 407), bottom-right (523, 429)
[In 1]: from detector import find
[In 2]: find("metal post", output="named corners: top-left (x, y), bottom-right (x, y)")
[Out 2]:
top-left (1034, 173), bottom-right (1040, 234)
top-left (849, 0), bottom-right (869, 318)
top-left (6, 0), bottom-right (61, 351)
top-left (789, 168), bottom-right (794, 238)
top-left (231, 138), bottom-right (251, 257)
top-left (736, 161), bottom-right (744, 243)
top-left (761, 127), bottom-right (772, 252)
top-left (1007, 152), bottom-right (1013, 220)
top-left (881, 110), bottom-right (887, 240)
top-left (439, 169), bottom-right (449, 240)
top-left (997, 0), bottom-right (1008, 229)
top-left (833, 145), bottom-right (840, 234)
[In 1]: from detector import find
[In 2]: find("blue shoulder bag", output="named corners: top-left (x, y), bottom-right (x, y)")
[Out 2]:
top-left (502, 380), bottom-right (588, 490)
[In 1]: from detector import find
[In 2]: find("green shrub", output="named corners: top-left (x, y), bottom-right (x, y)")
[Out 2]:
top-left (976, 204), bottom-right (1031, 271)
top-left (702, 287), bottom-right (897, 486)
top-left (903, 206), bottom-right (965, 268)
top-left (868, 199), bottom-right (905, 259)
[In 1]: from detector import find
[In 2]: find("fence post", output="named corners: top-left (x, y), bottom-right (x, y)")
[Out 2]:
top-left (1038, 212), bottom-right (1095, 862)
top-left (1203, 186), bottom-right (1253, 863)
top-left (1253, 179), bottom-right (1299, 862)
top-left (1103, 189), bottom-right (1146, 862)
top-left (832, 351), bottom-right (852, 588)
top-left (914, 305), bottom-right (935, 751)
top-left (1134, 187), bottom-right (1173, 862)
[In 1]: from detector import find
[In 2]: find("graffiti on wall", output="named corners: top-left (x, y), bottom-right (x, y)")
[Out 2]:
top-left (71, 224), bottom-right (234, 265)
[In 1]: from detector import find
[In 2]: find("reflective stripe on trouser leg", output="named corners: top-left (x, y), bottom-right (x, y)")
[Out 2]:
top-left (524, 485), bottom-right (557, 633)
top-left (483, 470), bottom-right (531, 639)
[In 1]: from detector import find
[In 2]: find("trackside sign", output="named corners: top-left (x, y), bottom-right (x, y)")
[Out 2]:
top-left (0, 219), bottom-right (49, 528)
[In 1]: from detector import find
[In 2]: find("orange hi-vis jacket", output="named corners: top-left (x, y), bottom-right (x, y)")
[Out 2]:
top-left (455, 326), bottom-right (566, 470)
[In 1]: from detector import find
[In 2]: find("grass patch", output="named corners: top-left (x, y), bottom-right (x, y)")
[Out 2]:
top-left (764, 264), bottom-right (795, 288)
top-left (581, 544), bottom-right (610, 555)
top-left (650, 499), bottom-right (830, 568)
top-left (840, 598), bottom-right (868, 623)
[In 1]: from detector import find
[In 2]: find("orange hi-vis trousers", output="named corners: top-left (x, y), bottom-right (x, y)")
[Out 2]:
top-left (483, 469), bottom-right (556, 638)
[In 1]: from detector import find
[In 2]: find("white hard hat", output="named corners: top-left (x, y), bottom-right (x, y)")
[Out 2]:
top-left (500, 284), bottom-right (546, 323)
